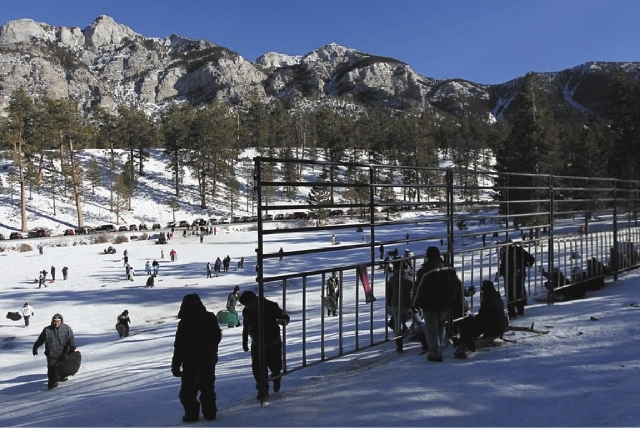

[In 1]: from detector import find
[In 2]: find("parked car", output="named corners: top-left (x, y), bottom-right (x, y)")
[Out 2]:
top-left (0, 233), bottom-right (5, 240)
top-left (64, 229), bottom-right (75, 236)
top-left (34, 228), bottom-right (51, 237)
top-left (138, 223), bottom-right (148, 230)
top-left (192, 218), bottom-right (206, 226)
top-left (129, 224), bottom-right (138, 231)
top-left (75, 226), bottom-right (93, 235)
top-left (27, 230), bottom-right (37, 238)
top-left (208, 218), bottom-right (219, 225)
top-left (9, 232), bottom-right (23, 239)
top-left (219, 217), bottom-right (230, 224)
top-left (95, 224), bottom-right (116, 233)
top-left (152, 223), bottom-right (162, 230)
top-left (262, 214), bottom-right (273, 221)
top-left (166, 221), bottom-right (177, 228)
top-left (178, 220), bottom-right (189, 228)
top-left (118, 226), bottom-right (128, 232)
top-left (274, 214), bottom-right (285, 220)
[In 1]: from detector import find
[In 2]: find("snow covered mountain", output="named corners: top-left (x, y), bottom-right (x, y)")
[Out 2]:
top-left (0, 15), bottom-right (638, 121)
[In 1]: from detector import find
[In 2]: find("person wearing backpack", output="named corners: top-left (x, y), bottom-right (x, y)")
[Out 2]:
top-left (412, 246), bottom-right (460, 362)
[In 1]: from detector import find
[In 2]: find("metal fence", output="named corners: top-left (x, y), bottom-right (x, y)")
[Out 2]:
top-left (252, 157), bottom-right (640, 381)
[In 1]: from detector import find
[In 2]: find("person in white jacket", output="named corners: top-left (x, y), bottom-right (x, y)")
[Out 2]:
top-left (20, 302), bottom-right (34, 327)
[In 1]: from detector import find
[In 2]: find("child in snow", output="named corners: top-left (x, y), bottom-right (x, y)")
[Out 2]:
top-left (20, 302), bottom-right (34, 327)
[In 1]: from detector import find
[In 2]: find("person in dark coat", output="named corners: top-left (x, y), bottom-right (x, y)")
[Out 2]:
top-left (32, 313), bottom-right (76, 390)
top-left (239, 290), bottom-right (290, 400)
top-left (62, 266), bottom-right (68, 280)
top-left (223, 255), bottom-right (231, 272)
top-left (386, 260), bottom-right (413, 332)
top-left (206, 262), bottom-right (212, 278)
top-left (454, 280), bottom-right (507, 358)
top-left (326, 272), bottom-right (340, 317)
top-left (226, 285), bottom-right (241, 328)
top-left (214, 257), bottom-right (222, 277)
top-left (412, 246), bottom-right (460, 362)
top-left (499, 243), bottom-right (535, 318)
top-left (171, 293), bottom-right (222, 423)
top-left (116, 310), bottom-right (131, 337)
top-left (50, 266), bottom-right (56, 282)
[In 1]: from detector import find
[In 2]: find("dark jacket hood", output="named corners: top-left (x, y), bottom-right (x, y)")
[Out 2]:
top-left (51, 313), bottom-right (63, 324)
top-left (177, 294), bottom-right (206, 319)
top-left (481, 280), bottom-right (498, 297)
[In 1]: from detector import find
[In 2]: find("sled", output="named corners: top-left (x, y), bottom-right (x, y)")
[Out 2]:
top-left (507, 322), bottom-right (549, 335)
top-left (5, 312), bottom-right (22, 321)
top-left (357, 264), bottom-right (376, 303)
top-left (55, 350), bottom-right (82, 378)
top-left (216, 310), bottom-right (239, 327)
top-left (322, 296), bottom-right (338, 313)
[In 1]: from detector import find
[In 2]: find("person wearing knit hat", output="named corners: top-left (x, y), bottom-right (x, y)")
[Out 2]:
top-left (239, 290), bottom-right (290, 400)
top-left (32, 313), bottom-right (76, 390)
top-left (413, 245), bottom-right (460, 362)
top-left (20, 302), bottom-right (34, 327)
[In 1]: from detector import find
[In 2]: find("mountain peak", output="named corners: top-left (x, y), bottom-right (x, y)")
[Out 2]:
top-left (83, 14), bottom-right (141, 48)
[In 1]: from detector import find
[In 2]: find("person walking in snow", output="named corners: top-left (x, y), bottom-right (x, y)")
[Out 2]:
top-left (152, 259), bottom-right (160, 275)
top-left (170, 249), bottom-right (177, 262)
top-left (223, 255), bottom-right (231, 272)
top-left (20, 302), bottom-right (34, 327)
top-left (171, 293), bottom-right (221, 423)
top-left (240, 290), bottom-right (290, 400)
top-left (214, 257), bottom-right (222, 277)
top-left (325, 272), bottom-right (340, 317)
top-left (62, 266), bottom-right (68, 280)
top-left (32, 313), bottom-right (76, 390)
top-left (50, 266), bottom-right (56, 282)
top-left (226, 285), bottom-right (241, 328)
top-left (145, 261), bottom-right (151, 276)
top-left (38, 271), bottom-right (47, 289)
top-left (206, 262), bottom-right (212, 278)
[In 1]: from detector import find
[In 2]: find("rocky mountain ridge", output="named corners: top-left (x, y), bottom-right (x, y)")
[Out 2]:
top-left (0, 15), bottom-right (638, 121)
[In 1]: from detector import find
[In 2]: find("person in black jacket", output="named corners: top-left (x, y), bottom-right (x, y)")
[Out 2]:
top-left (454, 280), bottom-right (507, 359)
top-left (499, 243), bottom-right (535, 318)
top-left (412, 246), bottom-right (460, 362)
top-left (32, 313), bottom-right (76, 390)
top-left (239, 290), bottom-right (290, 400)
top-left (116, 310), bottom-right (131, 337)
top-left (171, 294), bottom-right (222, 423)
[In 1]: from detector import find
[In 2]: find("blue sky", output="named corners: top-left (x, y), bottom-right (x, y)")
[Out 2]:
top-left (1, 0), bottom-right (638, 84)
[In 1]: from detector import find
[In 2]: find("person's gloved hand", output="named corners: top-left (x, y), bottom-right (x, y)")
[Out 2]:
top-left (68, 346), bottom-right (76, 355)
top-left (171, 367), bottom-right (182, 378)
top-left (32, 348), bottom-right (38, 356)
top-left (242, 342), bottom-right (249, 352)
top-left (277, 314), bottom-right (291, 326)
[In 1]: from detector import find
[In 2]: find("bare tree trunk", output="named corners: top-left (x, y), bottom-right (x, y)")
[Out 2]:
top-left (14, 139), bottom-right (28, 233)
top-left (109, 141), bottom-right (115, 211)
top-left (68, 138), bottom-right (84, 228)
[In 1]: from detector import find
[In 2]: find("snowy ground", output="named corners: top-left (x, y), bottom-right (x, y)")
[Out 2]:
top-left (1, 227), bottom-right (639, 427)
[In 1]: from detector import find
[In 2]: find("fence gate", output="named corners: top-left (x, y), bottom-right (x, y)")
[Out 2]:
top-left (252, 156), bottom-right (640, 399)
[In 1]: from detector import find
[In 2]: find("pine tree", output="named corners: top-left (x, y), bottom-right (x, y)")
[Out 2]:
top-left (308, 167), bottom-right (332, 220)
top-left (85, 155), bottom-right (102, 195)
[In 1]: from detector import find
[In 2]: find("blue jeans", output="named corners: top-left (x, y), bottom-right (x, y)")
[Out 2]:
top-left (423, 311), bottom-right (448, 358)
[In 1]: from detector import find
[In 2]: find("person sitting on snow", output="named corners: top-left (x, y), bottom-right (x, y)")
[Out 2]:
top-left (454, 280), bottom-right (507, 359)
